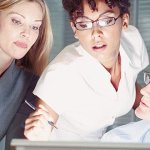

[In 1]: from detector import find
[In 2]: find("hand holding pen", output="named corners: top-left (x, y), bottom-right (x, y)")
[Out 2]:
top-left (24, 100), bottom-right (58, 141)
top-left (25, 100), bottom-right (57, 129)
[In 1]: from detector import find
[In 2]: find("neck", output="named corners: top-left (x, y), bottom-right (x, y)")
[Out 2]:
top-left (102, 55), bottom-right (119, 72)
top-left (0, 49), bottom-right (13, 76)
top-left (107, 54), bottom-right (121, 74)
top-left (104, 54), bottom-right (121, 91)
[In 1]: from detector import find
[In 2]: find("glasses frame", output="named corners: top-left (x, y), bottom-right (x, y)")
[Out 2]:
top-left (74, 14), bottom-right (122, 31)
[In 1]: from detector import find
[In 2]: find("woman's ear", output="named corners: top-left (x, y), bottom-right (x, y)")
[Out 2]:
top-left (122, 13), bottom-right (129, 29)
top-left (70, 22), bottom-right (78, 39)
top-left (70, 22), bottom-right (76, 32)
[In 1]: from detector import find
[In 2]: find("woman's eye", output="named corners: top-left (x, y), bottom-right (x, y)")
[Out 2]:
top-left (106, 18), bottom-right (113, 24)
top-left (32, 26), bottom-right (40, 31)
top-left (12, 18), bottom-right (21, 25)
top-left (76, 22), bottom-right (89, 29)
top-left (79, 23), bottom-right (87, 28)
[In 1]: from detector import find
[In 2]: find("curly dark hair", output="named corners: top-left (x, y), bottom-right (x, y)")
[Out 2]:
top-left (62, 0), bottom-right (130, 21)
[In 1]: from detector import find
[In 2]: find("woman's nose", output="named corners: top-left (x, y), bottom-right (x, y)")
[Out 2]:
top-left (91, 27), bottom-right (103, 41)
top-left (20, 25), bottom-right (30, 38)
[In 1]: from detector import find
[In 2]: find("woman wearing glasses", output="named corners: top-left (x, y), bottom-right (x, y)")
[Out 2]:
top-left (24, 0), bottom-right (149, 141)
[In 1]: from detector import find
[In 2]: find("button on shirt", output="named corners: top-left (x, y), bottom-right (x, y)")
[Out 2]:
top-left (33, 25), bottom-right (149, 140)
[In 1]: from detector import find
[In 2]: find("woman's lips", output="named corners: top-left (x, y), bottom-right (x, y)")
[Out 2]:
top-left (92, 44), bottom-right (107, 51)
top-left (14, 41), bottom-right (28, 49)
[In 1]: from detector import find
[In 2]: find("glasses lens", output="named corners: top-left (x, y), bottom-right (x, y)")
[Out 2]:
top-left (76, 21), bottom-right (92, 30)
top-left (98, 17), bottom-right (115, 27)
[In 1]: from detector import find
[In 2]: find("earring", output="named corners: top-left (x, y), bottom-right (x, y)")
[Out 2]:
top-left (74, 33), bottom-right (78, 39)
top-left (123, 22), bottom-right (128, 28)
top-left (74, 31), bottom-right (78, 39)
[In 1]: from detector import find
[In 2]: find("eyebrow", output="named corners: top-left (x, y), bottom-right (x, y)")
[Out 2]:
top-left (99, 10), bottom-right (116, 17)
top-left (77, 10), bottom-right (115, 20)
top-left (7, 11), bottom-right (42, 22)
top-left (80, 9), bottom-right (116, 21)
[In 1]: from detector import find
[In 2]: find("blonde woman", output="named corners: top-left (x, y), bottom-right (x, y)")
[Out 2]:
top-left (0, 0), bottom-right (52, 147)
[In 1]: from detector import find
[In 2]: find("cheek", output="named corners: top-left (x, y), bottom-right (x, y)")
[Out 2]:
top-left (0, 29), bottom-right (16, 49)
top-left (106, 28), bottom-right (122, 50)
top-left (107, 27), bottom-right (121, 41)
top-left (30, 33), bottom-right (39, 46)
top-left (77, 31), bottom-right (91, 46)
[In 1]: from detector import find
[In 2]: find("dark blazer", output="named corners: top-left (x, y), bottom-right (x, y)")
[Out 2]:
top-left (0, 61), bottom-right (39, 150)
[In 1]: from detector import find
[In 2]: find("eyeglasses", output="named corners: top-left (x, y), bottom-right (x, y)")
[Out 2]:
top-left (74, 14), bottom-right (121, 31)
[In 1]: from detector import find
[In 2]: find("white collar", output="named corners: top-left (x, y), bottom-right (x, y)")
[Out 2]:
top-left (74, 43), bottom-right (130, 94)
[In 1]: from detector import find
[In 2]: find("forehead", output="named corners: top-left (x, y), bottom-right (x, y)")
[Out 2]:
top-left (1, 1), bottom-right (43, 20)
top-left (82, 0), bottom-right (120, 19)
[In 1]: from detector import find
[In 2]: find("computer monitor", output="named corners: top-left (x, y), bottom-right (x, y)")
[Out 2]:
top-left (11, 139), bottom-right (150, 150)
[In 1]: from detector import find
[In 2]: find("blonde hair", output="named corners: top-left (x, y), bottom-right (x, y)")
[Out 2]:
top-left (0, 0), bottom-right (53, 75)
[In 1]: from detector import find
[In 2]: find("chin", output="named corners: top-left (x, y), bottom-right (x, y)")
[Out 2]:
top-left (15, 53), bottom-right (27, 60)
top-left (135, 108), bottom-right (143, 119)
top-left (135, 107), bottom-right (150, 120)
top-left (15, 56), bottom-right (24, 60)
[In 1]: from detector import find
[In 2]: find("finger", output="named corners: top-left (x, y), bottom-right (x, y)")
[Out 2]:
top-left (38, 105), bottom-right (54, 122)
top-left (24, 128), bottom-right (34, 140)
top-left (24, 125), bottom-right (51, 141)
top-left (24, 117), bottom-right (52, 141)
top-left (25, 114), bottom-right (49, 130)
top-left (25, 113), bottom-right (41, 124)
top-left (24, 126), bottom-right (44, 140)
top-left (38, 104), bottom-right (48, 111)
top-left (28, 108), bottom-right (53, 122)
top-left (28, 108), bottom-right (48, 116)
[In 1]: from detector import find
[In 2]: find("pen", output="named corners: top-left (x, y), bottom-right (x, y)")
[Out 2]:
top-left (25, 100), bottom-right (57, 129)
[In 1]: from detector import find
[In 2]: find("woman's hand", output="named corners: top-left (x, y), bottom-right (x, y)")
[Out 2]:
top-left (24, 105), bottom-right (53, 141)
top-left (135, 83), bottom-right (150, 120)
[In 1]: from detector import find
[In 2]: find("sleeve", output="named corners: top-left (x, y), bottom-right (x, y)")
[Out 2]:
top-left (137, 28), bottom-right (149, 70)
top-left (101, 120), bottom-right (150, 143)
top-left (33, 66), bottom-right (73, 114)
top-left (121, 25), bottom-right (149, 70)
top-left (49, 114), bottom-right (84, 141)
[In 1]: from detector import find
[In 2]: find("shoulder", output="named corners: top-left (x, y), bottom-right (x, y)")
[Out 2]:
top-left (21, 68), bottom-right (39, 82)
top-left (46, 42), bottom-right (82, 72)
top-left (53, 41), bottom-right (81, 63)
top-left (121, 25), bottom-right (145, 51)
top-left (121, 25), bottom-right (143, 44)
top-left (121, 25), bottom-right (149, 69)
top-left (15, 64), bottom-right (39, 88)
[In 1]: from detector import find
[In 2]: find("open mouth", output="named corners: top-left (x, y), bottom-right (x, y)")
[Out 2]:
top-left (92, 44), bottom-right (107, 51)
